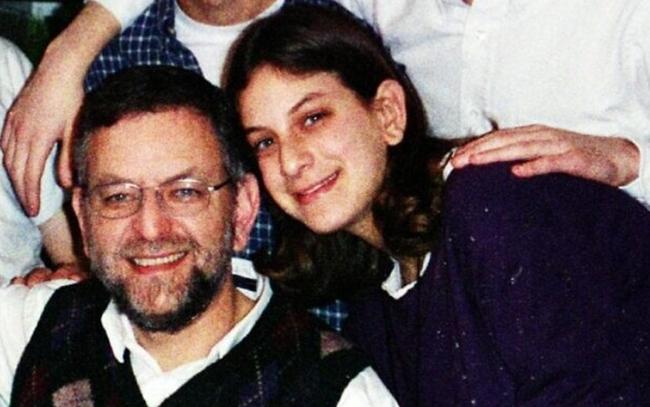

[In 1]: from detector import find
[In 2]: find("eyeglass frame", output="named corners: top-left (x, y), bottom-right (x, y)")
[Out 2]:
top-left (81, 177), bottom-right (233, 219)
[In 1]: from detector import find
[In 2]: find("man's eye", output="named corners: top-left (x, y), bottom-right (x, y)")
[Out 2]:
top-left (103, 192), bottom-right (135, 205)
top-left (170, 187), bottom-right (204, 202)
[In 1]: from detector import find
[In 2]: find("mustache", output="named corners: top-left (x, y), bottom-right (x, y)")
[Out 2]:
top-left (119, 236), bottom-right (198, 257)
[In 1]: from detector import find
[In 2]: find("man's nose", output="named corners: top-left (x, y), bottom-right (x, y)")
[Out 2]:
top-left (131, 191), bottom-right (173, 240)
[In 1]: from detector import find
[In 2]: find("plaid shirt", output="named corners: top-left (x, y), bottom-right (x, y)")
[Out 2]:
top-left (84, 0), bottom-right (348, 331)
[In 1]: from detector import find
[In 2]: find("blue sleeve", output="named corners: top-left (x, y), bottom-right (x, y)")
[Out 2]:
top-left (84, 34), bottom-right (129, 92)
top-left (443, 163), bottom-right (650, 404)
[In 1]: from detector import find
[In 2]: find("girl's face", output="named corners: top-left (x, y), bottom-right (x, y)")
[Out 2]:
top-left (238, 65), bottom-right (405, 244)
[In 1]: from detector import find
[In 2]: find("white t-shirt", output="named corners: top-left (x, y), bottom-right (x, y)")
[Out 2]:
top-left (0, 258), bottom-right (397, 406)
top-left (0, 38), bottom-right (64, 283)
top-left (173, 0), bottom-right (283, 85)
top-left (93, 0), bottom-right (650, 207)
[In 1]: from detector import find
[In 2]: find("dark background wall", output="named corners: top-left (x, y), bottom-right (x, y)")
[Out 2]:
top-left (0, 1), bottom-right (83, 63)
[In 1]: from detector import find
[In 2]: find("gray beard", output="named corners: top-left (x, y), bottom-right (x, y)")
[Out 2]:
top-left (89, 228), bottom-right (234, 334)
top-left (98, 262), bottom-right (229, 333)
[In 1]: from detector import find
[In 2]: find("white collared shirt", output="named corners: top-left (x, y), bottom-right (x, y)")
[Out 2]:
top-left (382, 253), bottom-right (432, 300)
top-left (362, 0), bottom-right (650, 207)
top-left (0, 258), bottom-right (396, 406)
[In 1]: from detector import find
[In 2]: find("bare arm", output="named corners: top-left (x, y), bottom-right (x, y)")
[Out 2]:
top-left (1, 1), bottom-right (120, 216)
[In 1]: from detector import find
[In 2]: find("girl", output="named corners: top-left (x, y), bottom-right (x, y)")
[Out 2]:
top-left (225, 4), bottom-right (650, 405)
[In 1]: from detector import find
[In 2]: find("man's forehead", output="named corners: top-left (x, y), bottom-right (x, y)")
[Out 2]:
top-left (86, 108), bottom-right (226, 184)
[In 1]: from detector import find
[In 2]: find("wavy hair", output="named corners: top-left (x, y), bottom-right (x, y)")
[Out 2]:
top-left (225, 3), bottom-right (452, 303)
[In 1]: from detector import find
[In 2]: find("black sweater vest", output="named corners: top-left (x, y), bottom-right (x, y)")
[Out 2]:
top-left (11, 280), bottom-right (368, 406)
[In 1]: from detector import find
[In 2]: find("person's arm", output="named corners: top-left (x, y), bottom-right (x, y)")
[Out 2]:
top-left (1, 1), bottom-right (120, 217)
top-left (451, 124), bottom-right (643, 199)
top-left (451, 1), bottom-right (650, 208)
top-left (445, 163), bottom-right (650, 403)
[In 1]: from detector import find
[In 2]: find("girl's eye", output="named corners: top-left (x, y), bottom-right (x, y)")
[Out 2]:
top-left (304, 112), bottom-right (326, 127)
top-left (253, 137), bottom-right (274, 154)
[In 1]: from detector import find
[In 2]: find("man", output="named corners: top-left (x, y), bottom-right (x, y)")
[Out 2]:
top-left (0, 37), bottom-right (79, 284)
top-left (6, 0), bottom-right (350, 329)
top-left (0, 66), bottom-right (395, 406)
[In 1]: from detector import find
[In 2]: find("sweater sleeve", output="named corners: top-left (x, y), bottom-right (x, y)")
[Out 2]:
top-left (443, 162), bottom-right (650, 405)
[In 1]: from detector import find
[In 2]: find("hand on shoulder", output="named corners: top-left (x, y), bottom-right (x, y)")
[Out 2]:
top-left (11, 264), bottom-right (88, 288)
top-left (451, 124), bottom-right (640, 188)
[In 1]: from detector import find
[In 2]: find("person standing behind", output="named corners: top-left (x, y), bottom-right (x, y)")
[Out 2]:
top-left (387, 0), bottom-right (649, 207)
top-left (3, 0), bottom-right (650, 218)
top-left (0, 37), bottom-right (78, 285)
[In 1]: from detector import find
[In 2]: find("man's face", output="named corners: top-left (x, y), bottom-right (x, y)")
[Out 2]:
top-left (73, 107), bottom-right (258, 333)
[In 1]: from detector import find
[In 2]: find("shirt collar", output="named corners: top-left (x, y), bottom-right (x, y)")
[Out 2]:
top-left (382, 252), bottom-right (432, 299)
top-left (156, 0), bottom-right (177, 36)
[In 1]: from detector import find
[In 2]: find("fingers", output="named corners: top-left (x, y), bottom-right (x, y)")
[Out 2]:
top-left (471, 140), bottom-right (567, 166)
top-left (50, 265), bottom-right (89, 282)
top-left (2, 55), bottom-right (85, 217)
top-left (11, 267), bottom-right (52, 287)
top-left (450, 123), bottom-right (632, 187)
top-left (58, 121), bottom-right (74, 188)
top-left (454, 129), bottom-right (567, 169)
top-left (10, 143), bottom-right (30, 213)
top-left (511, 155), bottom-right (571, 178)
top-left (1, 109), bottom-right (15, 151)
top-left (2, 116), bottom-right (17, 172)
top-left (23, 140), bottom-right (54, 216)
top-left (10, 264), bottom-right (88, 288)
top-left (512, 151), bottom-right (604, 183)
top-left (2, 103), bottom-right (57, 217)
top-left (453, 126), bottom-right (544, 168)
top-left (7, 98), bottom-right (78, 215)
top-left (9, 276), bottom-right (25, 285)
top-left (5, 130), bottom-right (32, 213)
top-left (449, 125), bottom-right (622, 185)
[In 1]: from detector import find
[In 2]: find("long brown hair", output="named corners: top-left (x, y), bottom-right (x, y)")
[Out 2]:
top-left (225, 3), bottom-right (452, 303)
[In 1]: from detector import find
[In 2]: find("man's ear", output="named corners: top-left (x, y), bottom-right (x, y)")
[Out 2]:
top-left (232, 173), bottom-right (260, 252)
top-left (373, 79), bottom-right (407, 146)
top-left (71, 187), bottom-right (90, 257)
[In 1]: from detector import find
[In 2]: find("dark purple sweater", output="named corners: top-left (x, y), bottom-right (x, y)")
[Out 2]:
top-left (345, 163), bottom-right (650, 406)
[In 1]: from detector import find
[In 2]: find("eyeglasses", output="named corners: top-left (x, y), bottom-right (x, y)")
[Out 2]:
top-left (86, 178), bottom-right (232, 219)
